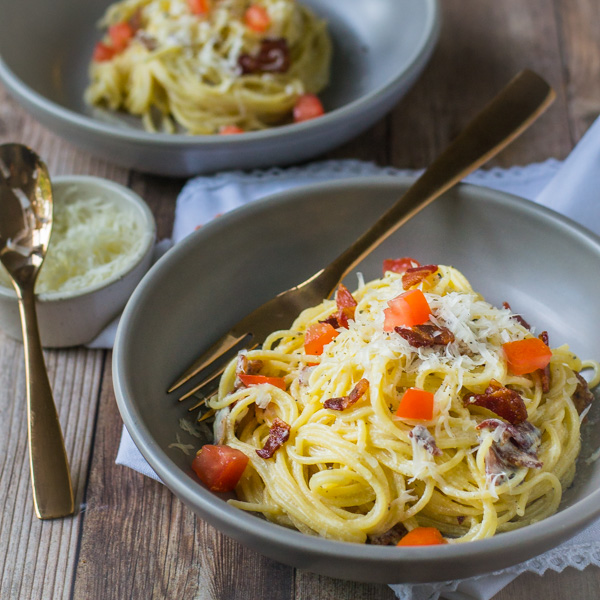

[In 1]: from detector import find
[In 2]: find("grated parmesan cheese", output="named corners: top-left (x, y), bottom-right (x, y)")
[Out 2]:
top-left (0, 184), bottom-right (152, 296)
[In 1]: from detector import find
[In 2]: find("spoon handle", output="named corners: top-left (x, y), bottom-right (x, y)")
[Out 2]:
top-left (17, 284), bottom-right (74, 519)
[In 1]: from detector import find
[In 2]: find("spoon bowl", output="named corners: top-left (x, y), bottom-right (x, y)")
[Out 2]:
top-left (0, 144), bottom-right (52, 285)
top-left (0, 143), bottom-right (74, 519)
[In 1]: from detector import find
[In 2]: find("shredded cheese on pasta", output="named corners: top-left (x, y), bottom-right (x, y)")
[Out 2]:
top-left (208, 265), bottom-right (599, 543)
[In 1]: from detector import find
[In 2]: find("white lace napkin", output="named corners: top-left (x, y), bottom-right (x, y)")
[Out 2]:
top-left (115, 115), bottom-right (600, 599)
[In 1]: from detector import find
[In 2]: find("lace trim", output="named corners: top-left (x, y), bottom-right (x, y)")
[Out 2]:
top-left (391, 542), bottom-right (600, 600)
top-left (181, 158), bottom-right (562, 192)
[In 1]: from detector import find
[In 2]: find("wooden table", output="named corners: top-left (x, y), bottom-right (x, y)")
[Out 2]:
top-left (1, 1), bottom-right (600, 598)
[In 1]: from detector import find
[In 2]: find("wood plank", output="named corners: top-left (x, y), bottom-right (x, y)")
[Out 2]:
top-left (555, 0), bottom-right (600, 142)
top-left (0, 83), bottom-right (113, 600)
top-left (388, 0), bottom-right (572, 169)
top-left (0, 333), bottom-right (103, 600)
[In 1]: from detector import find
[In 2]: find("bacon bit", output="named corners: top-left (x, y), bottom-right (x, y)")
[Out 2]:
top-left (321, 284), bottom-right (358, 329)
top-left (394, 323), bottom-right (455, 348)
top-left (335, 284), bottom-right (357, 327)
top-left (234, 354), bottom-right (263, 389)
top-left (324, 378), bottom-right (369, 411)
top-left (128, 8), bottom-right (143, 31)
top-left (538, 331), bottom-right (551, 393)
top-left (382, 257), bottom-right (420, 275)
top-left (477, 419), bottom-right (542, 478)
top-left (464, 380), bottom-right (527, 425)
top-left (502, 301), bottom-right (532, 330)
top-left (238, 38), bottom-right (290, 74)
top-left (402, 264), bottom-right (438, 289)
top-left (368, 523), bottom-right (408, 546)
top-left (572, 372), bottom-right (594, 416)
top-left (256, 418), bottom-right (290, 459)
top-left (136, 31), bottom-right (158, 51)
top-left (409, 425), bottom-right (442, 456)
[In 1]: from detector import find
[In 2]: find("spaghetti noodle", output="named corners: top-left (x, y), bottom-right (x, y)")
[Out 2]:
top-left (203, 263), bottom-right (599, 544)
top-left (85, 0), bottom-right (331, 134)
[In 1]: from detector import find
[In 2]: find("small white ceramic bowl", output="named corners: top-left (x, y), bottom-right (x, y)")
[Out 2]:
top-left (0, 175), bottom-right (156, 348)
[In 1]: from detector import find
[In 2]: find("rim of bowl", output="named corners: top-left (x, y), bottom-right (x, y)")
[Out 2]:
top-left (0, 0), bottom-right (441, 146)
top-left (113, 176), bottom-right (600, 574)
top-left (0, 175), bottom-right (156, 302)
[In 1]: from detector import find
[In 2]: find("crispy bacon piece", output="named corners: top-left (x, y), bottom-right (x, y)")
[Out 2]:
top-left (572, 372), bottom-right (594, 416)
top-left (334, 284), bottom-right (357, 327)
top-left (238, 38), bottom-right (290, 74)
top-left (394, 323), bottom-right (455, 348)
top-left (234, 354), bottom-right (264, 389)
top-left (256, 418), bottom-right (290, 459)
top-left (320, 284), bottom-right (358, 329)
top-left (463, 379), bottom-right (527, 425)
top-left (368, 523), bottom-right (408, 546)
top-left (502, 301), bottom-right (531, 330)
top-left (402, 264), bottom-right (438, 290)
top-left (538, 331), bottom-right (551, 393)
top-left (136, 30), bottom-right (158, 51)
top-left (477, 419), bottom-right (542, 480)
top-left (409, 425), bottom-right (442, 456)
top-left (324, 378), bottom-right (370, 411)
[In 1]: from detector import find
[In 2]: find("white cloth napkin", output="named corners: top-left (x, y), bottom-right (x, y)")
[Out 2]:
top-left (115, 116), bottom-right (600, 599)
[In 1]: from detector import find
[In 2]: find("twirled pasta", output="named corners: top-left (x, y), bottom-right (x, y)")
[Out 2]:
top-left (207, 265), bottom-right (599, 544)
top-left (85, 0), bottom-right (331, 134)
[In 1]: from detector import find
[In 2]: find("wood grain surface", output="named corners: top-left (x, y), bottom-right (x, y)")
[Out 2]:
top-left (1, 1), bottom-right (600, 598)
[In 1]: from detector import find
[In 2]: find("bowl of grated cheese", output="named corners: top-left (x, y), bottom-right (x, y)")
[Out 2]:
top-left (0, 175), bottom-right (156, 347)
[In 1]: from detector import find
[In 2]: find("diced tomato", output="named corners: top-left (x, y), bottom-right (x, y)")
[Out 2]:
top-left (187, 0), bottom-right (210, 15)
top-left (191, 444), bottom-right (249, 492)
top-left (397, 527), bottom-right (447, 546)
top-left (238, 373), bottom-right (286, 390)
top-left (304, 322), bottom-right (339, 355)
top-left (219, 125), bottom-right (244, 134)
top-left (383, 289), bottom-right (431, 331)
top-left (383, 257), bottom-right (420, 275)
top-left (503, 337), bottom-right (552, 376)
top-left (93, 41), bottom-right (117, 62)
top-left (395, 388), bottom-right (434, 420)
top-left (293, 94), bottom-right (325, 123)
top-left (108, 22), bottom-right (135, 52)
top-left (245, 4), bottom-right (271, 32)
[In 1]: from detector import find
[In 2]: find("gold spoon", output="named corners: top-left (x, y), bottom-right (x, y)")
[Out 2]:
top-left (0, 143), bottom-right (74, 519)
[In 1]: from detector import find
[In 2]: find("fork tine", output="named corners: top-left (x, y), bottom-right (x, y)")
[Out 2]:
top-left (167, 331), bottom-right (251, 393)
top-left (188, 389), bottom-right (218, 412)
top-left (178, 367), bottom-right (224, 402)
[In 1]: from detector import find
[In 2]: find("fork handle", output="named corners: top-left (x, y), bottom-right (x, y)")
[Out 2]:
top-left (313, 69), bottom-right (555, 295)
top-left (17, 283), bottom-right (75, 519)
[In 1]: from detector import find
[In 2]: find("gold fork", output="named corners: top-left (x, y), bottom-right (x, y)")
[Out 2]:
top-left (168, 69), bottom-right (555, 402)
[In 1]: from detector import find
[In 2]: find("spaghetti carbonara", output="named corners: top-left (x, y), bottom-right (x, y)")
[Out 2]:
top-left (85, 0), bottom-right (331, 134)
top-left (203, 262), bottom-right (598, 544)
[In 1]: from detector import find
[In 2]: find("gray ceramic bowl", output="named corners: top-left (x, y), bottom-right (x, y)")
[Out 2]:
top-left (0, 0), bottom-right (440, 177)
top-left (113, 177), bottom-right (600, 584)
